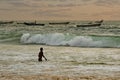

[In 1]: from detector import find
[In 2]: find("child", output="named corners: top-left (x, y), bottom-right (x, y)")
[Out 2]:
top-left (38, 47), bottom-right (47, 61)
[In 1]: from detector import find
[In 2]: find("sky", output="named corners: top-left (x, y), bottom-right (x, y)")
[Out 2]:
top-left (0, 0), bottom-right (120, 21)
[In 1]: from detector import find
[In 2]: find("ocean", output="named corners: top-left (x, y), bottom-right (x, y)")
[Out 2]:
top-left (0, 21), bottom-right (120, 80)
top-left (0, 20), bottom-right (120, 47)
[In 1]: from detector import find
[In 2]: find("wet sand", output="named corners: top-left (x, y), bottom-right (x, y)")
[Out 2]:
top-left (0, 44), bottom-right (120, 80)
top-left (0, 72), bottom-right (120, 80)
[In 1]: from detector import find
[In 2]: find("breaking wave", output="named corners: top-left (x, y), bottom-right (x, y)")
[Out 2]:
top-left (21, 33), bottom-right (120, 48)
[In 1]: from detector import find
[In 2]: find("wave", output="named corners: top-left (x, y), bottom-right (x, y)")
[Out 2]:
top-left (20, 33), bottom-right (120, 48)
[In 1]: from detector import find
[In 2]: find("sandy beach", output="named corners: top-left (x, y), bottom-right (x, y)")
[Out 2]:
top-left (0, 44), bottom-right (120, 80)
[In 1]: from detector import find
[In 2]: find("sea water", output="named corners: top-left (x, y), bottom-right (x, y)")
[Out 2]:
top-left (1, 21), bottom-right (120, 47)
top-left (20, 33), bottom-right (120, 47)
top-left (0, 44), bottom-right (120, 77)
top-left (0, 21), bottom-right (120, 78)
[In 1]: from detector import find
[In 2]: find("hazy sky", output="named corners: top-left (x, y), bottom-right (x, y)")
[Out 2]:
top-left (0, 0), bottom-right (120, 20)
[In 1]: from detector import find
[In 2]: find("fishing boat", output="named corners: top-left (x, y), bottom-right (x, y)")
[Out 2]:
top-left (24, 22), bottom-right (45, 26)
top-left (0, 21), bottom-right (14, 24)
top-left (23, 21), bottom-right (45, 26)
top-left (49, 22), bottom-right (70, 25)
top-left (77, 20), bottom-right (103, 27)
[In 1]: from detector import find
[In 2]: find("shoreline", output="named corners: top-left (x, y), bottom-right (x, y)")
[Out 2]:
top-left (0, 72), bottom-right (120, 80)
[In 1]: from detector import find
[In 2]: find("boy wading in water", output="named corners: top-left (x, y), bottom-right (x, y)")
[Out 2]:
top-left (38, 47), bottom-right (47, 61)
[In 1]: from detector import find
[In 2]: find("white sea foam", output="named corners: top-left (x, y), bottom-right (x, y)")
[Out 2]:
top-left (0, 44), bottom-right (120, 76)
top-left (20, 33), bottom-right (31, 43)
top-left (68, 36), bottom-right (102, 47)
top-left (21, 33), bottom-right (104, 47)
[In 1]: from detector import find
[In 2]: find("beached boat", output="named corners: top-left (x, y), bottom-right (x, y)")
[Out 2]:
top-left (49, 22), bottom-right (70, 25)
top-left (77, 20), bottom-right (103, 27)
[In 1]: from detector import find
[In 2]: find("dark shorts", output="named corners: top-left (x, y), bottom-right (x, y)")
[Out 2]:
top-left (38, 58), bottom-right (42, 61)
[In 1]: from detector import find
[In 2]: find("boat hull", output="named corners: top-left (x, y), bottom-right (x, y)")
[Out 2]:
top-left (49, 22), bottom-right (69, 25)
top-left (24, 23), bottom-right (45, 26)
top-left (77, 23), bottom-right (101, 27)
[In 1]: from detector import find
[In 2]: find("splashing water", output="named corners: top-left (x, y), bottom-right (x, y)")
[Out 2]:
top-left (20, 33), bottom-right (120, 48)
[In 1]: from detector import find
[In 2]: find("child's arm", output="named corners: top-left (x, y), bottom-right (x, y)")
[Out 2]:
top-left (43, 55), bottom-right (47, 61)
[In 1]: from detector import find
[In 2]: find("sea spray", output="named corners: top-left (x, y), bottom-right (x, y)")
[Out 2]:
top-left (21, 33), bottom-right (66, 45)
top-left (20, 33), bottom-right (31, 43)
top-left (68, 36), bottom-right (102, 47)
top-left (20, 33), bottom-right (120, 47)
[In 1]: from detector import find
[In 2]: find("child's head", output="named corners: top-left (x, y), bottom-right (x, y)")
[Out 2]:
top-left (40, 47), bottom-right (43, 51)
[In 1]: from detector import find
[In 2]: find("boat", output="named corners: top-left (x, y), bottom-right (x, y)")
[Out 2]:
top-left (23, 21), bottom-right (45, 26)
top-left (77, 20), bottom-right (103, 27)
top-left (24, 22), bottom-right (45, 26)
top-left (49, 22), bottom-right (70, 25)
top-left (17, 22), bottom-right (24, 24)
top-left (0, 21), bottom-right (14, 24)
